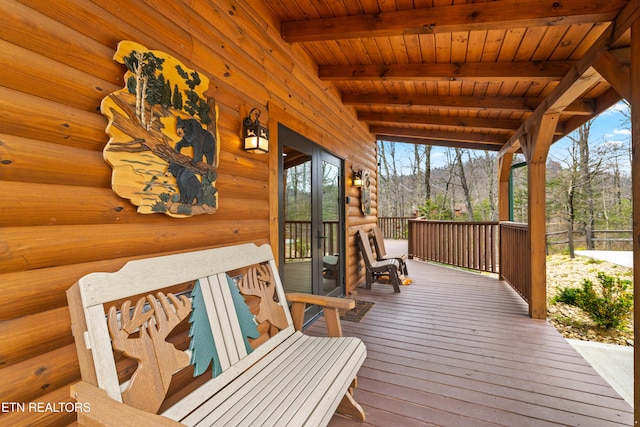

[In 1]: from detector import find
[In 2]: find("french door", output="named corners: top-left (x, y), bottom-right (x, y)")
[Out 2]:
top-left (278, 125), bottom-right (344, 321)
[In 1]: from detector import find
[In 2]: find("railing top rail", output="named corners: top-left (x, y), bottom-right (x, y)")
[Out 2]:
top-left (285, 220), bottom-right (339, 224)
top-left (499, 221), bottom-right (528, 229)
top-left (409, 219), bottom-right (499, 226)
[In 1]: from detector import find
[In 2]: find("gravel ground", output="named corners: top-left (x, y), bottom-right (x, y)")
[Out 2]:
top-left (547, 254), bottom-right (634, 346)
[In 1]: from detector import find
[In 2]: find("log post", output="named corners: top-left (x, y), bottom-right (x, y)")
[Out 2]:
top-left (522, 114), bottom-right (558, 320)
top-left (497, 152), bottom-right (513, 281)
top-left (630, 17), bottom-right (640, 425)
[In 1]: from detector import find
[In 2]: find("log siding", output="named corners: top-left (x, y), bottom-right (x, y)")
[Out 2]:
top-left (0, 1), bottom-right (376, 424)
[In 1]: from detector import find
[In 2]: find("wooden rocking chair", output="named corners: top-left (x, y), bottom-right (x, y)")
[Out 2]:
top-left (371, 225), bottom-right (408, 275)
top-left (356, 229), bottom-right (401, 293)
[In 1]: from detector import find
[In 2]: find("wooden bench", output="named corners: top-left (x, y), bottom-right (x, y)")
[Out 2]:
top-left (356, 229), bottom-right (401, 293)
top-left (371, 226), bottom-right (408, 275)
top-left (67, 243), bottom-right (366, 426)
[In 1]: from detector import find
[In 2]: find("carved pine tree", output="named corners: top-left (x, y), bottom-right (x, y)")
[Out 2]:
top-left (225, 275), bottom-right (260, 353)
top-left (188, 280), bottom-right (221, 377)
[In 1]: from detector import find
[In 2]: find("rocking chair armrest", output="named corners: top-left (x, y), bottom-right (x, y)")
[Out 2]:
top-left (71, 381), bottom-right (182, 426)
top-left (285, 293), bottom-right (355, 337)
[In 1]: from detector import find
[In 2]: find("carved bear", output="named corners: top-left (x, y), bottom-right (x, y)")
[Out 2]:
top-left (166, 162), bottom-right (203, 205)
top-left (175, 117), bottom-right (216, 165)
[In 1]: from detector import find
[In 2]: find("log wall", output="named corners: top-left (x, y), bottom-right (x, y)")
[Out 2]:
top-left (0, 0), bottom-right (377, 424)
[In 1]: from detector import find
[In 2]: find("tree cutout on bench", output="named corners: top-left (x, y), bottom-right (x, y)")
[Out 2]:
top-left (107, 292), bottom-right (191, 414)
top-left (189, 280), bottom-right (221, 377)
top-left (189, 277), bottom-right (260, 378)
top-left (237, 265), bottom-right (289, 331)
top-left (226, 275), bottom-right (261, 353)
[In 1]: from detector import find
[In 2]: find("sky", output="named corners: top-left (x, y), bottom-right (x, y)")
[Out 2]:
top-left (547, 101), bottom-right (631, 170)
top-left (380, 101), bottom-right (631, 174)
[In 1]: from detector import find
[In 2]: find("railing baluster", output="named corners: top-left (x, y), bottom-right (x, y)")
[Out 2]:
top-left (406, 219), bottom-right (502, 276)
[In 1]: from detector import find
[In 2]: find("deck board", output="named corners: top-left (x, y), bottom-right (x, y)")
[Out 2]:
top-left (306, 241), bottom-right (634, 426)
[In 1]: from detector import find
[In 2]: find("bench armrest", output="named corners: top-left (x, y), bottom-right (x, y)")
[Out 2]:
top-left (71, 381), bottom-right (182, 426)
top-left (286, 293), bottom-right (355, 337)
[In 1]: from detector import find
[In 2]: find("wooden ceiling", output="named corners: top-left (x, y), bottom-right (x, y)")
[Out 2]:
top-left (263, 0), bottom-right (633, 155)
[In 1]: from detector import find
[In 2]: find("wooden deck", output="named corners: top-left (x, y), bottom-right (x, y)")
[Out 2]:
top-left (305, 241), bottom-right (633, 426)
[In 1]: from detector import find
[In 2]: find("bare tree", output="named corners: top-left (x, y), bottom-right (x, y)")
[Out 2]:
top-left (424, 145), bottom-right (432, 201)
top-left (454, 148), bottom-right (474, 220)
top-left (568, 122), bottom-right (595, 249)
top-left (378, 141), bottom-right (402, 216)
top-left (484, 152), bottom-right (497, 220)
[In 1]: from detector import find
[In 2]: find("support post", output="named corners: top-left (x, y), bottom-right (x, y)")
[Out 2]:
top-left (522, 114), bottom-right (558, 320)
top-left (497, 152), bottom-right (513, 281)
top-left (527, 159), bottom-right (548, 319)
top-left (631, 17), bottom-right (640, 425)
top-left (498, 152), bottom-right (513, 223)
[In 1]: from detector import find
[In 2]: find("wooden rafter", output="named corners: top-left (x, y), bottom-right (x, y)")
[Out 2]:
top-left (343, 93), bottom-right (594, 115)
top-left (370, 125), bottom-right (506, 145)
top-left (556, 87), bottom-right (622, 143)
top-left (357, 111), bottom-right (521, 132)
top-left (499, 0), bottom-right (639, 156)
top-left (594, 47), bottom-right (631, 99)
top-left (375, 134), bottom-right (503, 151)
top-left (318, 61), bottom-right (574, 82)
top-left (281, 0), bottom-right (626, 42)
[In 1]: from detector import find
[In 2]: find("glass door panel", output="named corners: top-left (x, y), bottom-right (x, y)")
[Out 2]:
top-left (282, 146), bottom-right (312, 294)
top-left (279, 125), bottom-right (344, 323)
top-left (320, 158), bottom-right (341, 296)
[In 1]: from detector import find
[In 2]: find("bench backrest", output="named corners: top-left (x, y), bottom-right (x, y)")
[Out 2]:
top-left (372, 225), bottom-right (387, 259)
top-left (67, 243), bottom-right (294, 417)
top-left (356, 228), bottom-right (376, 266)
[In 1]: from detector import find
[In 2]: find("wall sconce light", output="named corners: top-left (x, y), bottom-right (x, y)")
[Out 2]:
top-left (243, 108), bottom-right (269, 154)
top-left (352, 169), bottom-right (363, 187)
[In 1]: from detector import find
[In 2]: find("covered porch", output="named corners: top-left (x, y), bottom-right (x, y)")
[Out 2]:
top-left (2, 0), bottom-right (640, 424)
top-left (319, 241), bottom-right (633, 426)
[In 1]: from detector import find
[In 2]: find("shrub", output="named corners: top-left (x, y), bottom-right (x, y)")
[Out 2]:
top-left (555, 272), bottom-right (633, 329)
top-left (576, 272), bottom-right (633, 329)
top-left (553, 287), bottom-right (580, 306)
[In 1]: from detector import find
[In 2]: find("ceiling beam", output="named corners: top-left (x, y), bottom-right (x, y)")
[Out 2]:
top-left (376, 135), bottom-right (502, 152)
top-left (593, 47), bottom-right (631, 99)
top-left (343, 93), bottom-right (595, 115)
top-left (500, 0), bottom-right (639, 156)
top-left (370, 125), bottom-right (507, 145)
top-left (553, 87), bottom-right (622, 143)
top-left (357, 111), bottom-right (521, 132)
top-left (319, 61), bottom-right (574, 82)
top-left (281, 0), bottom-right (626, 42)
top-left (500, 65), bottom-right (604, 155)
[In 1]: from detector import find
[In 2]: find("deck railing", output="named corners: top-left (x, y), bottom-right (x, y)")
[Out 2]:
top-left (284, 221), bottom-right (339, 260)
top-left (407, 219), bottom-right (500, 274)
top-left (377, 216), bottom-right (413, 239)
top-left (499, 222), bottom-right (531, 302)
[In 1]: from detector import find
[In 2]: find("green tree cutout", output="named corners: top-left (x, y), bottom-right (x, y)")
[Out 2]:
top-left (189, 280), bottom-right (221, 377)
top-left (188, 276), bottom-right (260, 378)
top-left (226, 275), bottom-right (260, 353)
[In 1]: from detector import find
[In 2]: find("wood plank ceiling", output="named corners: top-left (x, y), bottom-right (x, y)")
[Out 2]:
top-left (263, 0), bottom-right (631, 153)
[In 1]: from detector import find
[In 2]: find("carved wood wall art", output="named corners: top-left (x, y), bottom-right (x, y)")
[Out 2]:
top-left (360, 169), bottom-right (371, 215)
top-left (101, 40), bottom-right (219, 217)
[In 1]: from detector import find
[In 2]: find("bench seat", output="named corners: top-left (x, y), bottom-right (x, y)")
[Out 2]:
top-left (67, 243), bottom-right (366, 426)
top-left (175, 332), bottom-right (365, 426)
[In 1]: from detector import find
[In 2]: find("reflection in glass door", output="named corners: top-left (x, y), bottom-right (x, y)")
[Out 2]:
top-left (320, 158), bottom-right (341, 296)
top-left (282, 146), bottom-right (313, 294)
top-left (279, 125), bottom-right (344, 321)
